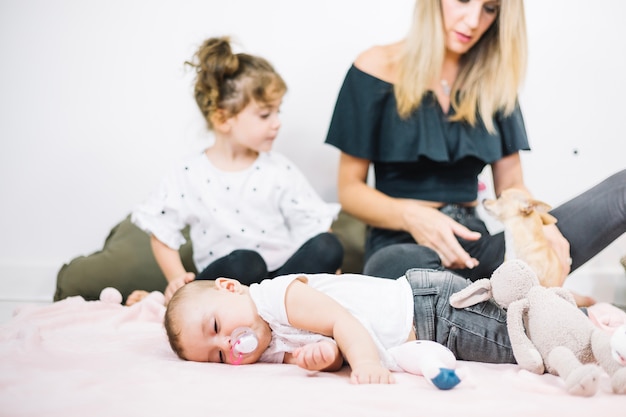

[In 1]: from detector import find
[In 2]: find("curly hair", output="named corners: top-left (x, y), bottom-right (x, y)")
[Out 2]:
top-left (186, 36), bottom-right (287, 129)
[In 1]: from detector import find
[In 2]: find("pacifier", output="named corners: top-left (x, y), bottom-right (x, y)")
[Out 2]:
top-left (229, 327), bottom-right (258, 365)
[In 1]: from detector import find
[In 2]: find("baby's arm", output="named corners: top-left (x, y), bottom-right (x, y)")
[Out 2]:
top-left (284, 279), bottom-right (394, 384)
top-left (284, 340), bottom-right (344, 372)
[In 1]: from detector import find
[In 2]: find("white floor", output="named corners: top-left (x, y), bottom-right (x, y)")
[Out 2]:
top-left (0, 300), bottom-right (51, 325)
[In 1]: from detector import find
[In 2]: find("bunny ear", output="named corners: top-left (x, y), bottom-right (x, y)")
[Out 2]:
top-left (449, 278), bottom-right (493, 308)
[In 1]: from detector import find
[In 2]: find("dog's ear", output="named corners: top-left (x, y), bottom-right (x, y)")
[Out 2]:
top-left (532, 200), bottom-right (557, 225)
top-left (532, 199), bottom-right (553, 212)
top-left (519, 201), bottom-right (534, 215)
top-left (538, 211), bottom-right (558, 225)
top-left (521, 198), bottom-right (553, 215)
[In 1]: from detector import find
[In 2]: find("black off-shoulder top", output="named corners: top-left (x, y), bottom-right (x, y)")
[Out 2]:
top-left (325, 65), bottom-right (530, 203)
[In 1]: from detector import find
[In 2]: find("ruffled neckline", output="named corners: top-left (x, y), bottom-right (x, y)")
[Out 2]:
top-left (325, 65), bottom-right (529, 164)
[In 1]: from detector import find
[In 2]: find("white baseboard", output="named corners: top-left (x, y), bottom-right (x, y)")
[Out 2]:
top-left (0, 261), bottom-right (60, 302)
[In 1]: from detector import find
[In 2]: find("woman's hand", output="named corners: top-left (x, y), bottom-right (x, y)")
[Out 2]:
top-left (164, 272), bottom-right (196, 304)
top-left (402, 201), bottom-right (480, 269)
top-left (543, 224), bottom-right (571, 284)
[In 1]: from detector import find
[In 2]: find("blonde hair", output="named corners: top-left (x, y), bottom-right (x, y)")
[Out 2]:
top-left (164, 280), bottom-right (217, 359)
top-left (395, 0), bottom-right (527, 132)
top-left (186, 36), bottom-right (287, 129)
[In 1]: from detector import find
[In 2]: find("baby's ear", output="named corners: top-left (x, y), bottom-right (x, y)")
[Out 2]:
top-left (215, 277), bottom-right (243, 293)
top-left (449, 279), bottom-right (493, 308)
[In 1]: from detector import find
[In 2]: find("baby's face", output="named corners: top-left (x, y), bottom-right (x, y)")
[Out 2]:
top-left (176, 279), bottom-right (269, 364)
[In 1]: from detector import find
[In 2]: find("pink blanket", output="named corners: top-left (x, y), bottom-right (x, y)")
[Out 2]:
top-left (0, 295), bottom-right (624, 417)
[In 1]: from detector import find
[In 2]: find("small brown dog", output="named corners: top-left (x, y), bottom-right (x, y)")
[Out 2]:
top-left (483, 188), bottom-right (595, 307)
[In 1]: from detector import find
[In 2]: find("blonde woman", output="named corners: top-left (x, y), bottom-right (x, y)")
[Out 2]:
top-left (326, 0), bottom-right (625, 285)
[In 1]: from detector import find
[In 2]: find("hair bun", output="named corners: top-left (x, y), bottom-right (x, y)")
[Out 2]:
top-left (199, 36), bottom-right (239, 77)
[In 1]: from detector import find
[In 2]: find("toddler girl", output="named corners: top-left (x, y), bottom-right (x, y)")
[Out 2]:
top-left (131, 37), bottom-right (342, 304)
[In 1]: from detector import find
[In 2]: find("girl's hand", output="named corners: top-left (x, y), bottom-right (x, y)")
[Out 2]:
top-left (543, 224), bottom-right (571, 285)
top-left (350, 361), bottom-right (395, 384)
top-left (164, 272), bottom-right (196, 304)
top-left (402, 202), bottom-right (480, 269)
top-left (292, 340), bottom-right (342, 371)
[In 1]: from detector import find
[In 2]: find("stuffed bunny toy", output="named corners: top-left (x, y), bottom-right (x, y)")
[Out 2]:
top-left (613, 325), bottom-right (626, 366)
top-left (449, 259), bottom-right (626, 396)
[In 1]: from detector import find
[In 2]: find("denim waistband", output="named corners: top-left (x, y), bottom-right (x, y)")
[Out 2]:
top-left (404, 268), bottom-right (444, 342)
top-left (438, 204), bottom-right (477, 221)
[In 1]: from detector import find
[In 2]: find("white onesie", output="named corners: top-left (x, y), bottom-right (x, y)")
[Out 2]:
top-left (249, 273), bottom-right (414, 370)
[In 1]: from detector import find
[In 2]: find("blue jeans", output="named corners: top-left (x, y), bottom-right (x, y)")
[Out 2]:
top-left (405, 268), bottom-right (515, 364)
top-left (365, 169), bottom-right (626, 281)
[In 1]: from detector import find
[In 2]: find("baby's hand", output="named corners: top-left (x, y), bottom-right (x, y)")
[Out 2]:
top-left (292, 340), bottom-right (340, 371)
top-left (125, 290), bottom-right (150, 306)
top-left (350, 361), bottom-right (395, 384)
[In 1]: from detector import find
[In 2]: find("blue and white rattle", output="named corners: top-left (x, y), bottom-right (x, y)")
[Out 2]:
top-left (388, 340), bottom-right (465, 390)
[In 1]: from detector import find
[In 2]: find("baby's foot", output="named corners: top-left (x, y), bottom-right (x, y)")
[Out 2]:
top-left (293, 340), bottom-right (341, 371)
top-left (125, 290), bottom-right (150, 306)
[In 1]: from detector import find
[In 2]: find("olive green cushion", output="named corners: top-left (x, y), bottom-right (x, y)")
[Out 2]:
top-left (331, 210), bottom-right (366, 274)
top-left (54, 211), bottom-right (366, 303)
top-left (54, 216), bottom-right (197, 303)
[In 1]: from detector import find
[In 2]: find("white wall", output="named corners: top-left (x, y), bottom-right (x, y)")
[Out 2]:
top-left (1, 0), bottom-right (624, 303)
